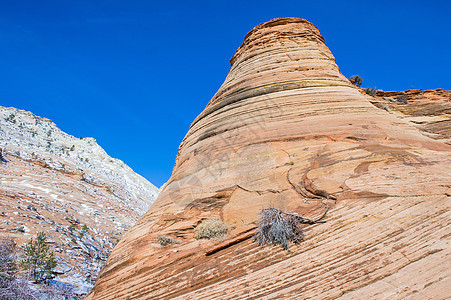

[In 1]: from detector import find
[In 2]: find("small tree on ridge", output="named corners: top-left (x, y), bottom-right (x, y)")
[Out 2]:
top-left (348, 75), bottom-right (363, 86)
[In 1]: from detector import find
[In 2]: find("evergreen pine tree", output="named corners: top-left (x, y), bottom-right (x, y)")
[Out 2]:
top-left (20, 232), bottom-right (57, 283)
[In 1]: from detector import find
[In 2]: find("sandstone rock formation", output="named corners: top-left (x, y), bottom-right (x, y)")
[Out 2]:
top-left (89, 18), bottom-right (451, 299)
top-left (369, 89), bottom-right (451, 145)
top-left (0, 106), bottom-right (159, 296)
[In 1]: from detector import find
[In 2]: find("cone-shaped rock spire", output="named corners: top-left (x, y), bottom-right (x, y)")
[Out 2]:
top-left (88, 18), bottom-right (450, 300)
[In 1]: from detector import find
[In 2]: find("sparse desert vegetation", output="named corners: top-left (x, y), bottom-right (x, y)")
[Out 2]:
top-left (0, 237), bottom-right (78, 299)
top-left (254, 208), bottom-right (305, 250)
top-left (194, 218), bottom-right (230, 240)
top-left (20, 232), bottom-right (57, 284)
top-left (348, 75), bottom-right (363, 86)
top-left (364, 87), bottom-right (377, 97)
top-left (157, 235), bottom-right (177, 246)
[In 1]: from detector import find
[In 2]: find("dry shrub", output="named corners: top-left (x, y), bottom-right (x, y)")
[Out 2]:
top-left (0, 239), bottom-right (35, 299)
top-left (396, 95), bottom-right (408, 104)
top-left (157, 235), bottom-right (177, 247)
top-left (194, 219), bottom-right (230, 240)
top-left (364, 87), bottom-right (377, 97)
top-left (0, 239), bottom-right (17, 284)
top-left (0, 278), bottom-right (37, 300)
top-left (254, 208), bottom-right (305, 250)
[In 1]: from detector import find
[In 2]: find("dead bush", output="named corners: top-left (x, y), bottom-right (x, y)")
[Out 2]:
top-left (194, 218), bottom-right (230, 240)
top-left (0, 239), bottom-right (17, 285)
top-left (255, 207), bottom-right (328, 250)
top-left (0, 239), bottom-right (36, 299)
top-left (254, 208), bottom-right (304, 250)
top-left (0, 277), bottom-right (37, 300)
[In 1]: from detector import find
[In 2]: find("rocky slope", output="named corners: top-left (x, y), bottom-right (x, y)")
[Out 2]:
top-left (88, 18), bottom-right (450, 299)
top-left (0, 106), bottom-right (159, 296)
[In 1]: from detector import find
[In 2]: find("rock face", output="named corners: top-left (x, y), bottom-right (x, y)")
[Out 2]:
top-left (370, 89), bottom-right (451, 144)
top-left (88, 18), bottom-right (451, 299)
top-left (0, 106), bottom-right (159, 295)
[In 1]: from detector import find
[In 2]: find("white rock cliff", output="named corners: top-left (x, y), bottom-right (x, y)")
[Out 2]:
top-left (0, 105), bottom-right (159, 296)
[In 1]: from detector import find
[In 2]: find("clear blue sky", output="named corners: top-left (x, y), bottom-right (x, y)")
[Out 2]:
top-left (1, 1), bottom-right (450, 187)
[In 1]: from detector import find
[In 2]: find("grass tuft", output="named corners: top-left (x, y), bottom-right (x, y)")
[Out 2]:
top-left (157, 235), bottom-right (177, 247)
top-left (194, 218), bottom-right (230, 240)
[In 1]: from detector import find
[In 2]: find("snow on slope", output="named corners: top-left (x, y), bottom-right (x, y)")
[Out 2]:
top-left (0, 106), bottom-right (159, 213)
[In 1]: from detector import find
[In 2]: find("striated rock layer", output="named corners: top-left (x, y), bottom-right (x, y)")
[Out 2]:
top-left (89, 18), bottom-right (451, 299)
top-left (0, 106), bottom-right (159, 295)
top-left (369, 89), bottom-right (451, 145)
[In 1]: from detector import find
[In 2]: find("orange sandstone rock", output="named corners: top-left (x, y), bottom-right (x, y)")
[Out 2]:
top-left (88, 18), bottom-right (451, 299)
top-left (370, 89), bottom-right (451, 144)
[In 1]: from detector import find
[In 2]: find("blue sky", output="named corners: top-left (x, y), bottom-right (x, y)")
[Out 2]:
top-left (1, 1), bottom-right (450, 187)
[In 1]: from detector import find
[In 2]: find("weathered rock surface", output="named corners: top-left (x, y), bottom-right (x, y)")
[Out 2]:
top-left (0, 106), bottom-right (159, 296)
top-left (369, 89), bottom-right (451, 144)
top-left (89, 18), bottom-right (451, 299)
